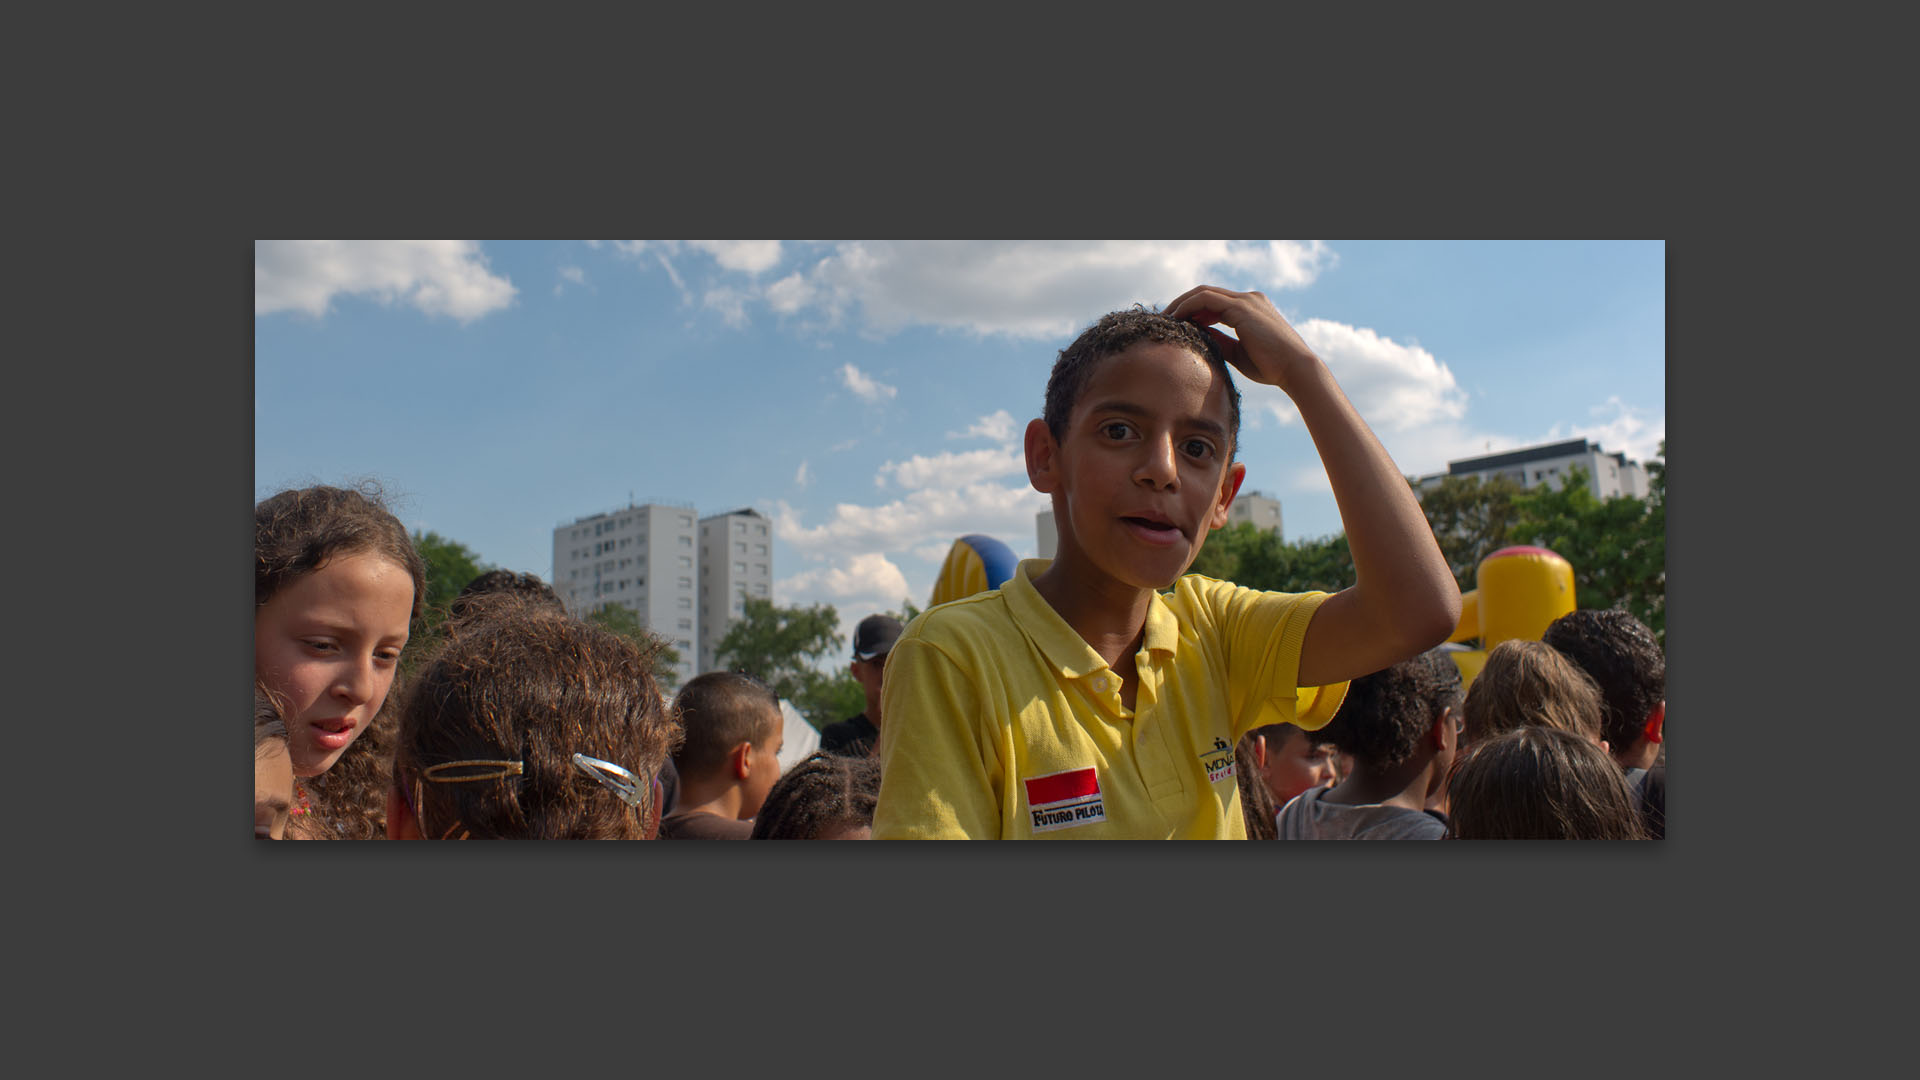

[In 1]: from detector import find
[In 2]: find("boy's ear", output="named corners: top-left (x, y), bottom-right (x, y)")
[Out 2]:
top-left (1208, 462), bottom-right (1247, 530)
top-left (1643, 701), bottom-right (1665, 744)
top-left (1429, 706), bottom-right (1453, 749)
top-left (1025, 418), bottom-right (1060, 494)
top-left (1250, 733), bottom-right (1268, 770)
top-left (731, 741), bottom-right (754, 781)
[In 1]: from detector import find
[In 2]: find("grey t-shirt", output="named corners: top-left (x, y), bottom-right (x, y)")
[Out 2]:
top-left (1274, 786), bottom-right (1447, 840)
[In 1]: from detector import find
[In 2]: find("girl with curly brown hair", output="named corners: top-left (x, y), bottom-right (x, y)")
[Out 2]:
top-left (386, 596), bottom-right (683, 840)
top-left (255, 483), bottom-right (426, 839)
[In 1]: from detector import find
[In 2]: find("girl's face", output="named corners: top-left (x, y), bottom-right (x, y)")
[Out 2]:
top-left (254, 552), bottom-right (414, 778)
top-left (1260, 728), bottom-right (1339, 805)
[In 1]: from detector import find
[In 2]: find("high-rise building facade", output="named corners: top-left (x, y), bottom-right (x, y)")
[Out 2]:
top-left (1413, 438), bottom-right (1650, 500)
top-left (551, 501), bottom-right (700, 687)
top-left (697, 508), bottom-right (773, 674)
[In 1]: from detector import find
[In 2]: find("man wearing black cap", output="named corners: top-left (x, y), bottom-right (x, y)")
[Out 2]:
top-left (820, 614), bottom-right (902, 758)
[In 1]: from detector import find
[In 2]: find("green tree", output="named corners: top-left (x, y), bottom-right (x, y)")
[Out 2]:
top-left (1190, 522), bottom-right (1355, 595)
top-left (714, 595), bottom-right (851, 730)
top-left (585, 602), bottom-right (685, 693)
top-left (1415, 473), bottom-right (1525, 592)
top-left (404, 530), bottom-right (494, 677)
top-left (1508, 460), bottom-right (1665, 646)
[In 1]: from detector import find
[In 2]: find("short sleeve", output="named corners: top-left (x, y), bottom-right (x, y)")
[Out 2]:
top-left (873, 635), bottom-right (1002, 839)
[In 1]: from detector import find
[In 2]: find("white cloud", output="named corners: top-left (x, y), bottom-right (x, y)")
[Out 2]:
top-left (704, 286), bottom-right (752, 328)
top-left (254, 240), bottom-right (517, 322)
top-left (840, 363), bottom-right (897, 403)
top-left (795, 460), bottom-right (812, 489)
top-left (777, 552), bottom-right (912, 604)
top-left (949, 409), bottom-right (1018, 442)
top-left (559, 265), bottom-right (586, 285)
top-left (877, 447), bottom-right (1026, 491)
top-left (757, 240), bottom-right (1333, 340)
top-left (1237, 317), bottom-right (1468, 434)
top-left (773, 482), bottom-right (1048, 560)
top-left (1548, 397), bottom-right (1666, 465)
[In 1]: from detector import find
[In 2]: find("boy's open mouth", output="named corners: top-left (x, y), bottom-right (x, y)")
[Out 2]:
top-left (1122, 515), bottom-right (1185, 543)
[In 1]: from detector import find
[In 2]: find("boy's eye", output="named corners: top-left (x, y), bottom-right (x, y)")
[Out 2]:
top-left (1183, 439), bottom-right (1214, 459)
top-left (302, 639), bottom-right (337, 654)
top-left (1101, 422), bottom-right (1133, 440)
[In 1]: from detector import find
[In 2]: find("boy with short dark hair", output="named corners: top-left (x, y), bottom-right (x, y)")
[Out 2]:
top-left (659, 671), bottom-right (785, 840)
top-left (1275, 649), bottom-right (1463, 840)
top-left (873, 286), bottom-right (1460, 839)
top-left (1542, 608), bottom-right (1666, 838)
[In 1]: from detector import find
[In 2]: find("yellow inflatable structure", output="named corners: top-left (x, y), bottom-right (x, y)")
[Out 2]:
top-left (1443, 545), bottom-right (1577, 689)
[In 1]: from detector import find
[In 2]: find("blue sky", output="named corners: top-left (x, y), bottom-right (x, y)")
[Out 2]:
top-left (255, 239), bottom-right (1664, 653)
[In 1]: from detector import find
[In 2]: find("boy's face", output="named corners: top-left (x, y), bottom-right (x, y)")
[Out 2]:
top-left (741, 706), bottom-right (786, 819)
top-left (1029, 342), bottom-right (1245, 591)
top-left (1259, 727), bottom-right (1338, 806)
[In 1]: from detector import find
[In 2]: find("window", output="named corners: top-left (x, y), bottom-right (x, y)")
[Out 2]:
top-left (679, 577), bottom-right (691, 589)
top-left (678, 618), bottom-right (692, 631)
top-left (756, 524), bottom-right (766, 536)
top-left (735, 521), bottom-right (746, 534)
top-left (736, 542), bottom-right (747, 554)
top-left (753, 583), bottom-right (768, 596)
top-left (679, 535), bottom-right (692, 547)
top-left (678, 556), bottom-right (692, 569)
top-left (754, 564), bottom-right (766, 575)
top-left (734, 562), bottom-right (747, 574)
top-left (680, 515), bottom-right (693, 528)
top-left (756, 544), bottom-right (767, 556)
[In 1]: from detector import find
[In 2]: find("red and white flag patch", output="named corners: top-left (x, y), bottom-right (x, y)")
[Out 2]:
top-left (1024, 766), bottom-right (1106, 833)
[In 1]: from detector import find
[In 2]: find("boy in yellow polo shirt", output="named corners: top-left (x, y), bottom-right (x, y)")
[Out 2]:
top-left (872, 285), bottom-right (1461, 839)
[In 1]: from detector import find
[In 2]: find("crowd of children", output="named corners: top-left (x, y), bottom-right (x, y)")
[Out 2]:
top-left (254, 287), bottom-right (1664, 841)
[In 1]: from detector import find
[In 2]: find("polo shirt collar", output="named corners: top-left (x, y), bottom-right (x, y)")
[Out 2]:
top-left (1004, 560), bottom-right (1182, 680)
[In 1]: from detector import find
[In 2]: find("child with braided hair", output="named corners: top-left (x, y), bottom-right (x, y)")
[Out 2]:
top-left (386, 596), bottom-right (682, 839)
top-left (749, 751), bottom-right (882, 840)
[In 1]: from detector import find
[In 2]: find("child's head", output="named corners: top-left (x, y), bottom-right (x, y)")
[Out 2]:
top-left (749, 751), bottom-right (882, 839)
top-left (254, 484), bottom-right (426, 779)
top-left (1461, 639), bottom-right (1606, 751)
top-left (671, 671), bottom-right (785, 818)
top-left (1316, 648), bottom-right (1465, 773)
top-left (1446, 726), bottom-right (1647, 839)
top-left (1248, 721), bottom-right (1340, 806)
top-left (254, 686), bottom-right (294, 839)
top-left (1542, 609), bottom-right (1665, 765)
top-left (390, 600), bottom-right (682, 839)
top-left (1045, 307), bottom-right (1242, 460)
top-left (1028, 307), bottom-right (1249, 589)
top-left (449, 569), bottom-right (565, 623)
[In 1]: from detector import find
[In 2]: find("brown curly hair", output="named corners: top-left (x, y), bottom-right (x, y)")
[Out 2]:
top-left (256, 482), bottom-right (425, 840)
top-left (1541, 609), bottom-right (1665, 752)
top-left (1045, 306), bottom-right (1243, 461)
top-left (255, 482), bottom-right (427, 623)
top-left (394, 599), bottom-right (684, 840)
top-left (1235, 733), bottom-right (1278, 840)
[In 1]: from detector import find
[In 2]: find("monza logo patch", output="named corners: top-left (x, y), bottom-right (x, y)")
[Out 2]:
top-left (1202, 737), bottom-right (1236, 784)
top-left (1024, 766), bottom-right (1106, 833)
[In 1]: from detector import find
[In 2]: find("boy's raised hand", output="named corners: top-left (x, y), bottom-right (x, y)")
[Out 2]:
top-left (1163, 285), bottom-right (1319, 395)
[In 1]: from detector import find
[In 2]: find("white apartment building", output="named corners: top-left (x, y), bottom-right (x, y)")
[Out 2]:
top-left (697, 508), bottom-right (773, 675)
top-left (1038, 490), bottom-right (1282, 559)
top-left (1227, 490), bottom-right (1283, 536)
top-left (551, 501), bottom-right (700, 687)
top-left (1413, 438), bottom-right (1651, 500)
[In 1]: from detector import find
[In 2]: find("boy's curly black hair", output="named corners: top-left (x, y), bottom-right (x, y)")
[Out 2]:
top-left (1045, 306), bottom-right (1243, 461)
top-left (1542, 609), bottom-right (1665, 752)
top-left (1314, 649), bottom-right (1463, 770)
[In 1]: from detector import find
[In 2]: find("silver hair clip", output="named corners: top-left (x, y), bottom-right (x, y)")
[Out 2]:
top-left (572, 753), bottom-right (649, 812)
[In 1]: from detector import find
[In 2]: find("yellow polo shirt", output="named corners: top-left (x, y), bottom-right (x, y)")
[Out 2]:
top-left (873, 560), bottom-right (1345, 840)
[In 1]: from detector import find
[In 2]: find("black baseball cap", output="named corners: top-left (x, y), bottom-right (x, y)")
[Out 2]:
top-left (853, 614), bottom-right (903, 661)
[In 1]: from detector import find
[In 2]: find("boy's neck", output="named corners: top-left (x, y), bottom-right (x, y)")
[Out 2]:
top-left (672, 778), bottom-right (748, 821)
top-left (1031, 553), bottom-right (1156, 670)
top-left (1323, 756), bottom-right (1437, 812)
